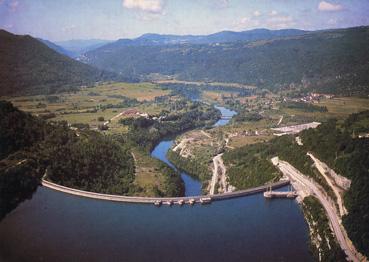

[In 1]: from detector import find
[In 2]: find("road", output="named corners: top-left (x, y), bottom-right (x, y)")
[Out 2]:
top-left (103, 111), bottom-right (125, 126)
top-left (273, 158), bottom-right (361, 262)
top-left (41, 178), bottom-right (289, 204)
top-left (4, 159), bottom-right (28, 172)
top-left (200, 130), bottom-right (212, 138)
top-left (209, 153), bottom-right (227, 195)
top-left (307, 152), bottom-right (348, 217)
top-left (277, 115), bottom-right (283, 126)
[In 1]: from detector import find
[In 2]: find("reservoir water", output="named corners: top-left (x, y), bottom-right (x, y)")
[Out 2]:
top-left (0, 104), bottom-right (313, 261)
top-left (0, 186), bottom-right (312, 262)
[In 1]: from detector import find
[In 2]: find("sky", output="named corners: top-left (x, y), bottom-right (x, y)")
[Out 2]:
top-left (1, 0), bottom-right (369, 41)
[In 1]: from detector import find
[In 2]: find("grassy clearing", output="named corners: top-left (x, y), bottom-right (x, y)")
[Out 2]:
top-left (132, 149), bottom-right (164, 193)
top-left (3, 82), bottom-right (169, 133)
top-left (202, 90), bottom-right (236, 104)
top-left (132, 148), bottom-right (181, 196)
top-left (82, 82), bottom-right (170, 101)
top-left (318, 97), bottom-right (369, 117)
top-left (228, 135), bottom-right (273, 148)
top-left (154, 79), bottom-right (256, 89)
top-left (257, 97), bottom-right (369, 128)
top-left (221, 119), bottom-right (275, 148)
top-left (8, 82), bottom-right (168, 109)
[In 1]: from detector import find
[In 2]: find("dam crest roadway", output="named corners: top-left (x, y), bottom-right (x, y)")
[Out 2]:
top-left (41, 179), bottom-right (290, 206)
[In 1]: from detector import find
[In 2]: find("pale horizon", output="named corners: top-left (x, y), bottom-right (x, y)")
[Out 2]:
top-left (1, 0), bottom-right (369, 41)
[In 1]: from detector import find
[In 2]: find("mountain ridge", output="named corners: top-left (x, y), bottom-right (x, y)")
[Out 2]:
top-left (82, 26), bottom-right (369, 96)
top-left (94, 28), bottom-right (308, 49)
top-left (38, 38), bottom-right (76, 58)
top-left (0, 30), bottom-right (125, 96)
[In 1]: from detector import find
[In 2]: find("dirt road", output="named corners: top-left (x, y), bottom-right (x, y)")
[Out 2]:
top-left (273, 157), bottom-right (361, 262)
top-left (277, 115), bottom-right (283, 126)
top-left (210, 153), bottom-right (227, 195)
top-left (307, 152), bottom-right (348, 217)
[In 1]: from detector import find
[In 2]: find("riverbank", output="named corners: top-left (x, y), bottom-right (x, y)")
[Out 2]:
top-left (164, 106), bottom-right (237, 195)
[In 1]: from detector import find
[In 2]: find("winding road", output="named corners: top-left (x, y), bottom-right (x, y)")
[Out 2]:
top-left (273, 157), bottom-right (361, 262)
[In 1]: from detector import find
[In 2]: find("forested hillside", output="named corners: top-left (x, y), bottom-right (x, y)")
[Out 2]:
top-left (0, 30), bottom-right (123, 96)
top-left (84, 26), bottom-right (369, 95)
top-left (0, 101), bottom-right (135, 220)
top-left (38, 38), bottom-right (76, 58)
top-left (223, 111), bottom-right (369, 257)
top-left (300, 112), bottom-right (369, 256)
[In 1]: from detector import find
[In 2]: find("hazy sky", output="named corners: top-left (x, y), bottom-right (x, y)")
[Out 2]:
top-left (1, 0), bottom-right (369, 41)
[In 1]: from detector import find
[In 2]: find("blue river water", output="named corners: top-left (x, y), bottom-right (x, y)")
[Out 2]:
top-left (151, 140), bottom-right (202, 196)
top-left (151, 106), bottom-right (237, 196)
top-left (0, 105), bottom-right (313, 261)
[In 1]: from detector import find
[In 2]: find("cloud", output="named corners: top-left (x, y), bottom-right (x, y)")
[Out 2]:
top-left (270, 10), bottom-right (278, 16)
top-left (318, 1), bottom-right (343, 12)
top-left (122, 0), bottom-right (164, 14)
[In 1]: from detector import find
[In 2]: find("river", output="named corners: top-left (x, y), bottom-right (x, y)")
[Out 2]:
top-left (0, 104), bottom-right (313, 261)
top-left (151, 105), bottom-right (237, 196)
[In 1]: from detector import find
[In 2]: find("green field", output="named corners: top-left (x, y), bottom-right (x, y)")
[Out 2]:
top-left (4, 82), bottom-right (170, 132)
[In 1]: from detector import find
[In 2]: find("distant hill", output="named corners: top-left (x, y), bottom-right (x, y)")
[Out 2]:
top-left (0, 30), bottom-right (126, 96)
top-left (55, 39), bottom-right (113, 57)
top-left (38, 38), bottom-right (76, 58)
top-left (94, 28), bottom-right (307, 48)
top-left (83, 26), bottom-right (369, 95)
top-left (201, 28), bottom-right (308, 43)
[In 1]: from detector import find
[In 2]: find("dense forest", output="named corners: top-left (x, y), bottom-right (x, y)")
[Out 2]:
top-left (300, 112), bottom-right (369, 257)
top-left (120, 99), bottom-right (221, 150)
top-left (84, 26), bottom-right (369, 96)
top-left (223, 135), bottom-right (330, 191)
top-left (167, 150), bottom-right (212, 183)
top-left (0, 101), bottom-right (136, 220)
top-left (223, 141), bottom-right (282, 189)
top-left (0, 30), bottom-right (129, 96)
top-left (46, 133), bottom-right (135, 195)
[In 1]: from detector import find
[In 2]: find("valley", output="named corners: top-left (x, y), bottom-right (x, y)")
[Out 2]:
top-left (1, 17), bottom-right (369, 261)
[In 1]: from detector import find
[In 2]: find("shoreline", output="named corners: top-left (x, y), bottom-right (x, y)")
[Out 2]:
top-left (41, 179), bottom-right (290, 204)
